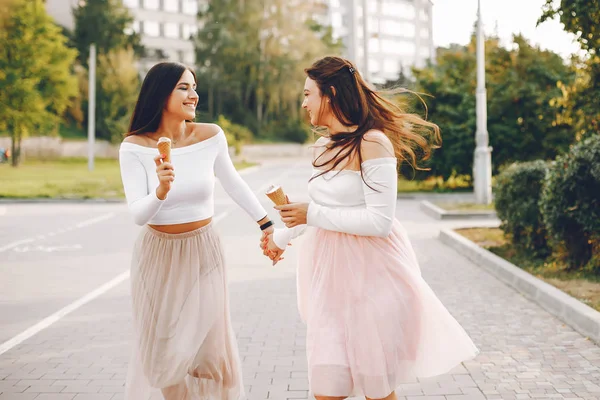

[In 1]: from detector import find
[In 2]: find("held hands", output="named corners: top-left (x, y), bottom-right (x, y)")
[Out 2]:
top-left (260, 231), bottom-right (286, 266)
top-left (154, 154), bottom-right (174, 200)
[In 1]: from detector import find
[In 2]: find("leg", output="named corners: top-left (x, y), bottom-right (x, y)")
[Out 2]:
top-left (315, 397), bottom-right (347, 400)
top-left (161, 382), bottom-right (189, 400)
top-left (366, 392), bottom-right (397, 400)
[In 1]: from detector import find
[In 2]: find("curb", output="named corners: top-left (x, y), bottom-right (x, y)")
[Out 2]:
top-left (420, 200), bottom-right (497, 220)
top-left (439, 228), bottom-right (600, 344)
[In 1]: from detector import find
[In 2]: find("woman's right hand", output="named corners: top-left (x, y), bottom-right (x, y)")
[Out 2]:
top-left (154, 154), bottom-right (175, 200)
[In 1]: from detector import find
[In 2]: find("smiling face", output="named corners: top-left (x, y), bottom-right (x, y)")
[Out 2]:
top-left (302, 76), bottom-right (332, 127)
top-left (164, 69), bottom-right (198, 120)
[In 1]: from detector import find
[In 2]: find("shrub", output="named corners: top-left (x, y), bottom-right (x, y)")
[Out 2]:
top-left (216, 115), bottom-right (253, 155)
top-left (263, 119), bottom-right (310, 143)
top-left (495, 160), bottom-right (550, 257)
top-left (540, 134), bottom-right (600, 272)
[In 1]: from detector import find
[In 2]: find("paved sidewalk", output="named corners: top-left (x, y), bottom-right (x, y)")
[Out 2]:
top-left (1, 200), bottom-right (599, 400)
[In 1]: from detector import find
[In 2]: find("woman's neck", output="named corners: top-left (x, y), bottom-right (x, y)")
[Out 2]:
top-left (156, 118), bottom-right (187, 144)
top-left (327, 117), bottom-right (357, 136)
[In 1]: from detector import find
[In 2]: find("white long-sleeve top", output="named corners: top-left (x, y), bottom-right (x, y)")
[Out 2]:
top-left (272, 156), bottom-right (398, 249)
top-left (118, 126), bottom-right (267, 226)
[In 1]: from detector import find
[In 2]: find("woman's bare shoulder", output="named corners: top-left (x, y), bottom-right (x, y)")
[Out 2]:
top-left (361, 130), bottom-right (394, 159)
top-left (122, 134), bottom-right (154, 147)
top-left (189, 122), bottom-right (222, 142)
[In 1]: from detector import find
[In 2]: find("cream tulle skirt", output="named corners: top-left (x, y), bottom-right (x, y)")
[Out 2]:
top-left (297, 220), bottom-right (480, 399)
top-left (125, 224), bottom-right (244, 400)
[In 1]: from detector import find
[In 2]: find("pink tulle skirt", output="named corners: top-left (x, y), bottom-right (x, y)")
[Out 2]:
top-left (297, 220), bottom-right (479, 399)
top-left (125, 224), bottom-right (243, 400)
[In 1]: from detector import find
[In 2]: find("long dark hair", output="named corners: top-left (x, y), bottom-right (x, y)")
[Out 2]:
top-left (126, 62), bottom-right (196, 137)
top-left (306, 56), bottom-right (441, 178)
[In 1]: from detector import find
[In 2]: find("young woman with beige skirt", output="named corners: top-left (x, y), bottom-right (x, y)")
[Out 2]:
top-left (119, 62), bottom-right (275, 400)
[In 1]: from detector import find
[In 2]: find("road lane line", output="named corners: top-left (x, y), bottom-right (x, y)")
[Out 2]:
top-left (0, 212), bottom-right (116, 254)
top-left (0, 271), bottom-right (130, 356)
top-left (0, 162), bottom-right (294, 356)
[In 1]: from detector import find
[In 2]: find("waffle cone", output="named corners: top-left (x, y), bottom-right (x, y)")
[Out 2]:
top-left (266, 186), bottom-right (288, 206)
top-left (157, 140), bottom-right (171, 163)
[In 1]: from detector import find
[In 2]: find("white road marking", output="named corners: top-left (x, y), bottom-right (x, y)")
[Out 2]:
top-left (0, 206), bottom-right (6, 216)
top-left (0, 212), bottom-right (116, 254)
top-left (0, 238), bottom-right (35, 253)
top-left (0, 162), bottom-right (294, 356)
top-left (0, 271), bottom-right (130, 356)
top-left (13, 244), bottom-right (83, 253)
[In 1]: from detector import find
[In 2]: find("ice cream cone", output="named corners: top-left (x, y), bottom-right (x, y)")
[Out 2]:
top-left (266, 184), bottom-right (288, 206)
top-left (157, 137), bottom-right (171, 163)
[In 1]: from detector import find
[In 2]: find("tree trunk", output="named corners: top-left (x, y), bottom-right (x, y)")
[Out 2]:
top-left (11, 132), bottom-right (21, 167)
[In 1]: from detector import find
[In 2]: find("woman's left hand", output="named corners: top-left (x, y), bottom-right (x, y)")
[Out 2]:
top-left (274, 202), bottom-right (309, 227)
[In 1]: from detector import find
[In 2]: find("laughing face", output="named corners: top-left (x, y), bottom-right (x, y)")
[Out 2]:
top-left (302, 76), bottom-right (331, 127)
top-left (165, 69), bottom-right (198, 120)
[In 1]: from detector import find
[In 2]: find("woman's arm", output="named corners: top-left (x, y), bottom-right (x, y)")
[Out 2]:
top-left (306, 158), bottom-right (397, 237)
top-left (276, 132), bottom-right (398, 237)
top-left (119, 149), bottom-right (165, 226)
top-left (213, 129), bottom-right (269, 225)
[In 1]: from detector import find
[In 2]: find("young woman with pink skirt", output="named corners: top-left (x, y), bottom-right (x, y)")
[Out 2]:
top-left (262, 56), bottom-right (479, 400)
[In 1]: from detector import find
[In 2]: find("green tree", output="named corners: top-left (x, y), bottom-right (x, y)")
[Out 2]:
top-left (0, 0), bottom-right (78, 166)
top-left (194, 0), bottom-right (342, 140)
top-left (540, 0), bottom-right (600, 54)
top-left (411, 34), bottom-right (576, 179)
top-left (96, 48), bottom-right (140, 143)
top-left (539, 0), bottom-right (600, 138)
top-left (71, 0), bottom-right (143, 67)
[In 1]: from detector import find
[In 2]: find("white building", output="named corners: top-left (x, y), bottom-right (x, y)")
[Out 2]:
top-left (45, 0), bottom-right (202, 72)
top-left (322, 0), bottom-right (434, 84)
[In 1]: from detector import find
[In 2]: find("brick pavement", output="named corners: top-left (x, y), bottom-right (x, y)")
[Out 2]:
top-left (1, 201), bottom-right (599, 400)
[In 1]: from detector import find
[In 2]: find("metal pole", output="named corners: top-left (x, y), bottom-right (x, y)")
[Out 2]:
top-left (88, 43), bottom-right (96, 172)
top-left (473, 0), bottom-right (492, 204)
top-left (361, 0), bottom-right (369, 82)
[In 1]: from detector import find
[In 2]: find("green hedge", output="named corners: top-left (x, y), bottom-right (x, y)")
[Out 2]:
top-left (495, 160), bottom-right (550, 257)
top-left (216, 115), bottom-right (253, 155)
top-left (540, 134), bottom-right (600, 272)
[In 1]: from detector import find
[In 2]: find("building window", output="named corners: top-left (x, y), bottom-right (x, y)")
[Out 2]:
top-left (381, 1), bottom-right (415, 19)
top-left (182, 24), bottom-right (198, 39)
top-left (384, 58), bottom-right (398, 74)
top-left (164, 22), bottom-right (180, 38)
top-left (125, 20), bottom-right (140, 34)
top-left (369, 37), bottom-right (379, 53)
top-left (123, 0), bottom-right (139, 8)
top-left (144, 21), bottom-right (160, 37)
top-left (182, 0), bottom-right (198, 15)
top-left (143, 0), bottom-right (159, 10)
top-left (163, 0), bottom-right (179, 12)
top-left (370, 60), bottom-right (380, 73)
top-left (381, 39), bottom-right (415, 55)
top-left (367, 0), bottom-right (377, 13)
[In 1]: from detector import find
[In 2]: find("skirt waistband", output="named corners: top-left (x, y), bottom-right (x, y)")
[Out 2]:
top-left (145, 222), bottom-right (214, 240)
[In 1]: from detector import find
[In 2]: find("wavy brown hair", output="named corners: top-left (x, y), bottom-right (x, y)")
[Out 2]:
top-left (306, 56), bottom-right (441, 178)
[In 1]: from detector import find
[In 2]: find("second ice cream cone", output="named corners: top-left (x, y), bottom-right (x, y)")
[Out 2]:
top-left (266, 185), bottom-right (288, 206)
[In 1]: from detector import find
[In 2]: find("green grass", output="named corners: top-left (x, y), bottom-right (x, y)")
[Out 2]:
top-left (397, 174), bottom-right (472, 193)
top-left (457, 227), bottom-right (600, 311)
top-left (0, 158), bottom-right (256, 199)
top-left (434, 202), bottom-right (495, 211)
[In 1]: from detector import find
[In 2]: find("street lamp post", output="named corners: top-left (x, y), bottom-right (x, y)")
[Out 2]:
top-left (88, 43), bottom-right (96, 172)
top-left (361, 0), bottom-right (369, 82)
top-left (473, 0), bottom-right (493, 204)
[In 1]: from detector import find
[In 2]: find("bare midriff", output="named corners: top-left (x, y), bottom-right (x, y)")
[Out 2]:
top-left (149, 217), bottom-right (212, 234)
